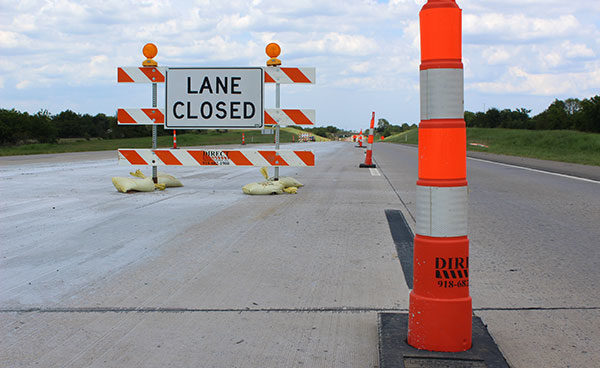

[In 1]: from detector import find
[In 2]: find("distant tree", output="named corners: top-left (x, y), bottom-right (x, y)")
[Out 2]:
top-left (376, 118), bottom-right (390, 134)
top-left (32, 110), bottom-right (58, 143)
top-left (533, 99), bottom-right (570, 130)
top-left (564, 98), bottom-right (582, 116)
top-left (575, 95), bottom-right (600, 132)
top-left (464, 111), bottom-right (476, 127)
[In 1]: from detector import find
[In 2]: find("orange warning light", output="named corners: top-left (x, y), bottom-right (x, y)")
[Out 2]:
top-left (266, 42), bottom-right (282, 66)
top-left (142, 43), bottom-right (158, 67)
top-left (266, 43), bottom-right (281, 58)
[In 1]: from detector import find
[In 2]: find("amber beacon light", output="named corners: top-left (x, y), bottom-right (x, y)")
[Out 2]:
top-left (266, 43), bottom-right (282, 66)
top-left (408, 0), bottom-right (472, 352)
top-left (142, 43), bottom-right (158, 67)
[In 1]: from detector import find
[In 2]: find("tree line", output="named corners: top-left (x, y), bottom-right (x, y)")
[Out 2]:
top-left (464, 95), bottom-right (599, 132)
top-left (0, 109), bottom-right (202, 145)
top-left (1, 94), bottom-right (598, 145)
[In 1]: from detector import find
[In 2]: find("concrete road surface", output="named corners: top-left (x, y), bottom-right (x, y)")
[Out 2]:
top-left (1, 141), bottom-right (599, 367)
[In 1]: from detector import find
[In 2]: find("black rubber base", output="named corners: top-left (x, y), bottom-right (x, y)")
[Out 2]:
top-left (359, 163), bottom-right (377, 168)
top-left (378, 313), bottom-right (509, 368)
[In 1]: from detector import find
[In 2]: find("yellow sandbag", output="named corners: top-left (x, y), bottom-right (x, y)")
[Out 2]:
top-left (259, 167), bottom-right (303, 188)
top-left (283, 186), bottom-right (298, 194)
top-left (130, 169), bottom-right (146, 178)
top-left (157, 172), bottom-right (183, 187)
top-left (260, 167), bottom-right (269, 180)
top-left (129, 169), bottom-right (183, 187)
top-left (112, 177), bottom-right (155, 193)
top-left (273, 176), bottom-right (303, 188)
top-left (242, 181), bottom-right (285, 195)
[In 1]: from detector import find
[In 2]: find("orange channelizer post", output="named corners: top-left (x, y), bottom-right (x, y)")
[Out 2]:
top-left (408, 0), bottom-right (472, 352)
top-left (242, 133), bottom-right (246, 145)
top-left (360, 112), bottom-right (377, 168)
top-left (172, 130), bottom-right (178, 149)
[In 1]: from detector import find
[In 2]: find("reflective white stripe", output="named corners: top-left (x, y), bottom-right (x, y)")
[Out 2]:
top-left (420, 68), bottom-right (463, 120)
top-left (416, 185), bottom-right (467, 237)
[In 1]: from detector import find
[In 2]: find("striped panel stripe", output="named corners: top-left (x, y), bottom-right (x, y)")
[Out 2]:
top-left (117, 67), bottom-right (167, 83)
top-left (117, 108), bottom-right (165, 125)
top-left (263, 67), bottom-right (316, 84)
top-left (117, 108), bottom-right (314, 127)
top-left (264, 109), bottom-right (315, 126)
top-left (416, 185), bottom-right (467, 237)
top-left (118, 149), bottom-right (315, 167)
top-left (420, 68), bottom-right (463, 120)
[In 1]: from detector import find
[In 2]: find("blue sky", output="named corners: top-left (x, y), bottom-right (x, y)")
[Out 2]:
top-left (1, 0), bottom-right (598, 131)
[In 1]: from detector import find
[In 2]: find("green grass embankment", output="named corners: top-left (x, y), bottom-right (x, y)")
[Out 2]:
top-left (382, 128), bottom-right (600, 166)
top-left (0, 128), bottom-right (327, 156)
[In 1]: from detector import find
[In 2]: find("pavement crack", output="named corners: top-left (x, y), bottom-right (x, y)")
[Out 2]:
top-left (474, 306), bottom-right (600, 312)
top-left (0, 307), bottom-right (409, 314)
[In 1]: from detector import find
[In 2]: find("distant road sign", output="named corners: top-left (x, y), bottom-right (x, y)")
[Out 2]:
top-left (165, 67), bottom-right (264, 129)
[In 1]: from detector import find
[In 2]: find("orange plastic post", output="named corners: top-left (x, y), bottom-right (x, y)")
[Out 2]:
top-left (408, 0), bottom-right (472, 352)
top-left (242, 133), bottom-right (246, 145)
top-left (360, 112), bottom-right (376, 168)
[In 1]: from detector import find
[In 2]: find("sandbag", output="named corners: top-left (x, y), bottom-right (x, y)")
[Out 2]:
top-left (112, 177), bottom-right (156, 193)
top-left (259, 167), bottom-right (303, 188)
top-left (242, 181), bottom-right (285, 195)
top-left (271, 176), bottom-right (303, 188)
top-left (283, 186), bottom-right (298, 194)
top-left (157, 172), bottom-right (183, 187)
top-left (129, 169), bottom-right (183, 187)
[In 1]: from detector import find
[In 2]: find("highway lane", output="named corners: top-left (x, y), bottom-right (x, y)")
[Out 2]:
top-left (1, 141), bottom-right (598, 367)
top-left (0, 142), bottom-right (407, 367)
top-left (374, 142), bottom-right (600, 367)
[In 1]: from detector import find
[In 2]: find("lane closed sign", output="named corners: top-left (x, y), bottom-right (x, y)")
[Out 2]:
top-left (165, 67), bottom-right (264, 129)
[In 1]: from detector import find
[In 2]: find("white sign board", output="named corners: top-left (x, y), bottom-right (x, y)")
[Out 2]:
top-left (165, 67), bottom-right (263, 129)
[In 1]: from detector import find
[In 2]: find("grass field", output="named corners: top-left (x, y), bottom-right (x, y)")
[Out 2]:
top-left (382, 128), bottom-right (600, 166)
top-left (0, 128), bottom-right (328, 156)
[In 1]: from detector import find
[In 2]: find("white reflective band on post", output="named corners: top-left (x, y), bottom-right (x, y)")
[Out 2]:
top-left (416, 185), bottom-right (468, 237)
top-left (420, 68), bottom-right (464, 120)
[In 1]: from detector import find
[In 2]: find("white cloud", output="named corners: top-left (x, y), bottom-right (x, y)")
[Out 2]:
top-left (296, 33), bottom-right (378, 56)
top-left (482, 46), bottom-right (511, 65)
top-left (0, 0), bottom-right (599, 128)
top-left (562, 41), bottom-right (595, 59)
top-left (470, 64), bottom-right (600, 96)
top-left (0, 31), bottom-right (32, 48)
top-left (464, 13), bottom-right (581, 42)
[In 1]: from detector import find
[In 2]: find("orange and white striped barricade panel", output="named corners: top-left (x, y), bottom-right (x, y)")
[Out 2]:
top-left (118, 149), bottom-right (315, 167)
top-left (117, 108), bottom-right (165, 125)
top-left (117, 67), bottom-right (167, 83)
top-left (117, 108), bottom-right (314, 127)
top-left (264, 109), bottom-right (315, 126)
top-left (263, 67), bottom-right (315, 84)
